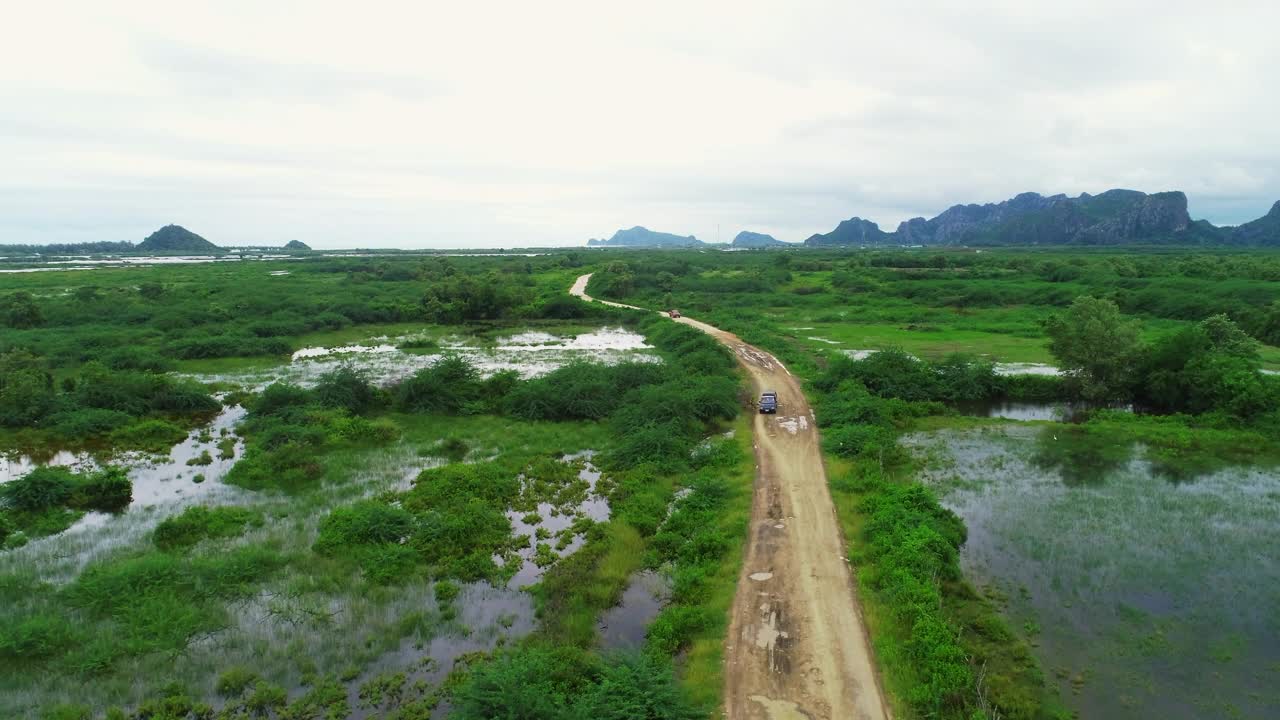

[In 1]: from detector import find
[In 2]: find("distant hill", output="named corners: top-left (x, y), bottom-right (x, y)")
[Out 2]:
top-left (804, 190), bottom-right (1280, 247)
top-left (804, 217), bottom-right (889, 246)
top-left (137, 225), bottom-right (220, 253)
top-left (1229, 201), bottom-right (1280, 245)
top-left (731, 231), bottom-right (789, 248)
top-left (588, 226), bottom-right (704, 247)
top-left (284, 240), bottom-right (312, 251)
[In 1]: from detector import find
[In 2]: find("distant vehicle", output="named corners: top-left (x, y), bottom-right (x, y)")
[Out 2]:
top-left (669, 309), bottom-right (681, 318)
top-left (759, 390), bottom-right (777, 414)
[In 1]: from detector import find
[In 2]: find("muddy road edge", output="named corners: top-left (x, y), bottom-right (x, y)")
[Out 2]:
top-left (570, 274), bottom-right (889, 720)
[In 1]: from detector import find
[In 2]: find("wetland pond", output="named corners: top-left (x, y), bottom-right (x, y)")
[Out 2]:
top-left (188, 326), bottom-right (660, 390)
top-left (0, 426), bottom-right (633, 716)
top-left (0, 325), bottom-right (671, 716)
top-left (905, 425), bottom-right (1280, 720)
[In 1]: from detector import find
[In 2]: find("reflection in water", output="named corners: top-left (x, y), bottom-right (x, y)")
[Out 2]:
top-left (955, 400), bottom-right (1135, 423)
top-left (1, 406), bottom-right (246, 500)
top-left (191, 327), bottom-right (661, 391)
top-left (1030, 426), bottom-right (1133, 486)
top-left (503, 454), bottom-right (611, 589)
top-left (0, 405), bottom-right (254, 580)
top-left (597, 570), bottom-right (670, 649)
top-left (905, 426), bottom-right (1280, 720)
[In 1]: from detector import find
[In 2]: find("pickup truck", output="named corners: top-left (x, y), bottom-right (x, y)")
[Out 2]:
top-left (669, 309), bottom-right (681, 318)
top-left (758, 390), bottom-right (778, 414)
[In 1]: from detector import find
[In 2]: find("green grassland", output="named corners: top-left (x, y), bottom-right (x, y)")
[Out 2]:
top-left (1, 256), bottom-right (755, 719)
top-left (3, 247), bottom-right (1279, 719)
top-left (586, 248), bottom-right (1280, 370)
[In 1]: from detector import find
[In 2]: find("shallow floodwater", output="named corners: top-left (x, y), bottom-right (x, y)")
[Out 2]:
top-left (906, 426), bottom-right (1280, 719)
top-left (597, 570), bottom-right (670, 649)
top-left (0, 254), bottom-right (292, 272)
top-left (192, 327), bottom-right (661, 390)
top-left (0, 406), bottom-right (255, 577)
top-left (954, 400), bottom-right (1134, 422)
top-left (837, 348), bottom-right (1062, 376)
top-left (504, 454), bottom-right (611, 589)
top-left (1, 431), bottom-right (607, 716)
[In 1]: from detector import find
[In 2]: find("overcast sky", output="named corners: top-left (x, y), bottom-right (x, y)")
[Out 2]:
top-left (3, 1), bottom-right (1278, 248)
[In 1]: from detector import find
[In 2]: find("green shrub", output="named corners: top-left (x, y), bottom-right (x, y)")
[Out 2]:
top-left (66, 546), bottom-right (284, 615)
top-left (314, 366), bottom-right (379, 415)
top-left (645, 605), bottom-right (716, 656)
top-left (450, 646), bottom-right (583, 719)
top-left (434, 579), bottom-right (460, 604)
top-left (215, 666), bottom-right (260, 697)
top-left (244, 681), bottom-right (288, 713)
top-left (46, 408), bottom-right (133, 439)
top-left (395, 355), bottom-right (483, 413)
top-left (68, 467), bottom-right (132, 512)
top-left (857, 479), bottom-right (978, 717)
top-left (358, 543), bottom-right (419, 585)
top-left (0, 467), bottom-right (76, 512)
top-left (0, 614), bottom-right (80, 663)
top-left (185, 449), bottom-right (213, 466)
top-left (824, 424), bottom-right (902, 462)
top-left (251, 383), bottom-right (315, 417)
top-left (153, 506), bottom-right (263, 550)
top-left (108, 418), bottom-right (187, 453)
top-left (575, 652), bottom-right (704, 720)
top-left (331, 415), bottom-right (399, 444)
top-left (409, 499), bottom-right (512, 581)
top-left (225, 441), bottom-right (324, 492)
top-left (314, 501), bottom-right (415, 554)
top-left (0, 359), bottom-right (58, 426)
top-left (452, 646), bottom-right (702, 720)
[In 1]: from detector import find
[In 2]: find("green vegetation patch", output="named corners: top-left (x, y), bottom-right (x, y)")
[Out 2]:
top-left (811, 352), bottom-right (1068, 719)
top-left (152, 506), bottom-right (264, 550)
top-left (1, 545), bottom-right (284, 675)
top-left (0, 466), bottom-right (132, 545)
top-left (450, 647), bottom-right (701, 720)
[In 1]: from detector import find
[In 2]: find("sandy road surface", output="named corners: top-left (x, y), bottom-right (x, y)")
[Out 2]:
top-left (570, 274), bottom-right (888, 720)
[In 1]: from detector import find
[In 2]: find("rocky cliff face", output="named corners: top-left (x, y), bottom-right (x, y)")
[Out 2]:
top-left (588, 226), bottom-right (703, 247)
top-left (894, 190), bottom-right (1193, 246)
top-left (732, 231), bottom-right (788, 248)
top-left (803, 217), bottom-right (889, 246)
top-left (606, 190), bottom-right (1280, 250)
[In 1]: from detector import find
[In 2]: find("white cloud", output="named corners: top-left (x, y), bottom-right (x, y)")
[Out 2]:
top-left (1, 0), bottom-right (1278, 247)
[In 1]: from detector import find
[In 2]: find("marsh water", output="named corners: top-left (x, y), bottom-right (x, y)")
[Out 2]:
top-left (0, 326), bottom-right (670, 715)
top-left (905, 425), bottom-right (1280, 719)
top-left (597, 570), bottom-right (670, 650)
top-left (190, 326), bottom-right (661, 390)
top-left (954, 400), bottom-right (1135, 422)
top-left (0, 406), bottom-right (639, 716)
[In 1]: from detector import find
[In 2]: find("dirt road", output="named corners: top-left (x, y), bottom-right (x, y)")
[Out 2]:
top-left (570, 274), bottom-right (889, 720)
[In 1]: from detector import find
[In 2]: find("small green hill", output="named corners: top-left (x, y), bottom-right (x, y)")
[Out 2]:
top-left (284, 240), bottom-right (312, 251)
top-left (137, 225), bottom-right (220, 254)
top-left (732, 231), bottom-right (789, 248)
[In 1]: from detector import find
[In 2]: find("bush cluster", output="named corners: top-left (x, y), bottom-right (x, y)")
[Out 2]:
top-left (1, 546), bottom-right (283, 673)
top-left (0, 466), bottom-right (132, 544)
top-left (646, 470), bottom-right (739, 656)
top-left (451, 646), bottom-right (701, 720)
top-left (227, 368), bottom-right (399, 492)
top-left (859, 479), bottom-right (974, 715)
top-left (152, 506), bottom-right (263, 550)
top-left (0, 350), bottom-right (219, 445)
